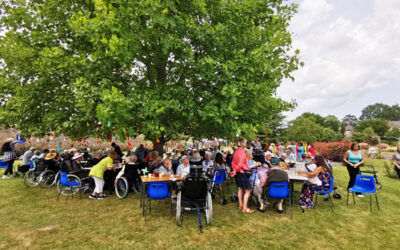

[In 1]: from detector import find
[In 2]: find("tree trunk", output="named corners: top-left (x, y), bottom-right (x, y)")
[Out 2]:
top-left (154, 138), bottom-right (165, 155)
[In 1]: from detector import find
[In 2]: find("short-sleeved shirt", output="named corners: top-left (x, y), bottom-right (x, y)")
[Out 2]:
top-left (89, 156), bottom-right (113, 179)
top-left (232, 147), bottom-right (249, 174)
top-left (392, 152), bottom-right (400, 165)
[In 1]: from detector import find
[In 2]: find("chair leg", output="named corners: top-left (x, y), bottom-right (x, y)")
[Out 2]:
top-left (346, 190), bottom-right (349, 206)
top-left (370, 194), bottom-right (372, 212)
top-left (352, 191), bottom-right (356, 205)
top-left (375, 194), bottom-right (380, 210)
top-left (314, 193), bottom-right (318, 209)
top-left (170, 199), bottom-right (172, 217)
top-left (57, 186), bottom-right (63, 201)
top-left (288, 197), bottom-right (293, 219)
top-left (265, 199), bottom-right (269, 219)
top-left (328, 195), bottom-right (334, 213)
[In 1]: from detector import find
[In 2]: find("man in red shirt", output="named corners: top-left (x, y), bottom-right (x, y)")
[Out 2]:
top-left (231, 138), bottom-right (254, 213)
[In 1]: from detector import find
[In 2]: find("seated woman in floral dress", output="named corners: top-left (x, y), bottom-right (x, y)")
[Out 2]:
top-left (298, 155), bottom-right (332, 209)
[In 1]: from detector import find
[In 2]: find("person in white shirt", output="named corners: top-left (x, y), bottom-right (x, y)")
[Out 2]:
top-left (176, 155), bottom-right (190, 175)
top-left (202, 152), bottom-right (213, 170)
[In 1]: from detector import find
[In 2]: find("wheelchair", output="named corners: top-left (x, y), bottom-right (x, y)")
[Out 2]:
top-left (176, 166), bottom-right (213, 233)
top-left (115, 163), bottom-right (143, 199)
top-left (24, 159), bottom-right (60, 188)
top-left (56, 159), bottom-right (93, 196)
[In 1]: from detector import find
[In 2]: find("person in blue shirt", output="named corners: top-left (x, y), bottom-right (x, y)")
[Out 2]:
top-left (343, 143), bottom-right (365, 197)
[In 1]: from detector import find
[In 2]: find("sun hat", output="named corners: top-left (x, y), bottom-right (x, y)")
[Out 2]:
top-left (180, 155), bottom-right (188, 162)
top-left (44, 152), bottom-right (57, 160)
top-left (265, 151), bottom-right (273, 157)
top-left (270, 157), bottom-right (280, 166)
top-left (72, 152), bottom-right (84, 160)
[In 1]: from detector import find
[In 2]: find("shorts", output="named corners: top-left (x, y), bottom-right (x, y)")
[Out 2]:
top-left (235, 172), bottom-right (252, 190)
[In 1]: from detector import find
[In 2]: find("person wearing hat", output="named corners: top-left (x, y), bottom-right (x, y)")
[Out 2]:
top-left (1, 138), bottom-right (18, 179)
top-left (176, 155), bottom-right (190, 175)
top-left (262, 157), bottom-right (289, 214)
top-left (71, 152), bottom-right (84, 171)
top-left (89, 150), bottom-right (119, 199)
top-left (154, 156), bottom-right (174, 175)
top-left (44, 149), bottom-right (60, 173)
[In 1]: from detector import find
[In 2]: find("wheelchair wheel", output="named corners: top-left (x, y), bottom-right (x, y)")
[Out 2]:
top-left (57, 174), bottom-right (81, 195)
top-left (115, 177), bottom-right (129, 199)
top-left (39, 170), bottom-right (56, 188)
top-left (176, 191), bottom-right (183, 226)
top-left (24, 170), bottom-right (39, 188)
top-left (205, 192), bottom-right (213, 225)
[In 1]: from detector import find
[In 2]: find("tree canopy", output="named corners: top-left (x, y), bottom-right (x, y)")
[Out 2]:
top-left (359, 103), bottom-right (400, 121)
top-left (342, 114), bottom-right (358, 127)
top-left (355, 119), bottom-right (389, 137)
top-left (0, 0), bottom-right (301, 150)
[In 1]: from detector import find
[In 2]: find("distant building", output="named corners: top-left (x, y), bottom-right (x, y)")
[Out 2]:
top-left (344, 125), bottom-right (354, 138)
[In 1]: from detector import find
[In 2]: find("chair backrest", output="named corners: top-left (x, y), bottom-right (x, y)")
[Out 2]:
top-left (212, 169), bottom-right (226, 185)
top-left (147, 181), bottom-right (170, 199)
top-left (0, 159), bottom-right (7, 168)
top-left (354, 174), bottom-right (376, 193)
top-left (29, 161), bottom-right (35, 169)
top-left (183, 176), bottom-right (208, 200)
top-left (268, 181), bottom-right (290, 199)
top-left (59, 171), bottom-right (69, 186)
top-left (34, 159), bottom-right (48, 172)
top-left (189, 165), bottom-right (203, 178)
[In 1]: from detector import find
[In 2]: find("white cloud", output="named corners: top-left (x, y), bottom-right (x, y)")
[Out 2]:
top-left (278, 0), bottom-right (400, 120)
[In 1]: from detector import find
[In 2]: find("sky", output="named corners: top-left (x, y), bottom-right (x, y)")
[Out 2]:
top-left (277, 0), bottom-right (400, 121)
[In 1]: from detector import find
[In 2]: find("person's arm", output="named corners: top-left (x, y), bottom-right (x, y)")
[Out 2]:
top-left (299, 166), bottom-right (323, 178)
top-left (343, 151), bottom-right (353, 167)
top-left (391, 155), bottom-right (400, 169)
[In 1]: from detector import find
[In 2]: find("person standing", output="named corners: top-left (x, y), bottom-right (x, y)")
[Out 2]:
top-left (19, 147), bottom-right (35, 174)
top-left (230, 138), bottom-right (255, 213)
top-left (111, 142), bottom-right (124, 160)
top-left (297, 142), bottom-right (304, 160)
top-left (343, 143), bottom-right (365, 197)
top-left (307, 143), bottom-right (315, 158)
top-left (135, 144), bottom-right (148, 163)
top-left (391, 146), bottom-right (400, 180)
top-left (89, 150), bottom-right (119, 199)
top-left (2, 138), bottom-right (18, 179)
top-left (287, 141), bottom-right (297, 157)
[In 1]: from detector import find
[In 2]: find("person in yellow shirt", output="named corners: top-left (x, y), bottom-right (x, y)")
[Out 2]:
top-left (89, 150), bottom-right (119, 199)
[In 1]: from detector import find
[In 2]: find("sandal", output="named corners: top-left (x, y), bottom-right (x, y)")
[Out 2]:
top-left (242, 208), bottom-right (254, 214)
top-left (238, 206), bottom-right (243, 210)
top-left (257, 207), bottom-right (265, 213)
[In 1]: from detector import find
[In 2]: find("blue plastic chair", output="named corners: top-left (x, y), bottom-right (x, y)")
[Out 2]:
top-left (211, 169), bottom-right (227, 205)
top-left (0, 159), bottom-right (8, 168)
top-left (29, 161), bottom-right (35, 169)
top-left (57, 171), bottom-right (82, 202)
top-left (315, 176), bottom-right (335, 212)
top-left (347, 175), bottom-right (379, 212)
top-left (265, 181), bottom-right (292, 219)
top-left (144, 181), bottom-right (171, 217)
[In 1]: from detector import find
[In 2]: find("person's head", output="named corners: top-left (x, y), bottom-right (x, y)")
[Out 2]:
top-left (105, 148), bottom-right (111, 154)
top-left (111, 142), bottom-right (116, 148)
top-left (33, 150), bottom-right (40, 156)
top-left (126, 154), bottom-right (137, 164)
top-left (309, 143), bottom-right (314, 148)
top-left (43, 149), bottom-right (50, 154)
top-left (181, 155), bottom-right (190, 165)
top-left (301, 153), bottom-right (306, 160)
top-left (94, 150), bottom-right (104, 159)
top-left (139, 144), bottom-right (144, 149)
top-left (108, 150), bottom-right (119, 160)
top-left (315, 155), bottom-right (332, 174)
top-left (149, 150), bottom-right (159, 160)
top-left (205, 152), bottom-right (211, 160)
top-left (29, 147), bottom-right (35, 152)
top-left (350, 143), bottom-right (360, 151)
top-left (270, 157), bottom-right (280, 167)
top-left (215, 152), bottom-right (225, 165)
top-left (238, 138), bottom-right (247, 149)
top-left (265, 151), bottom-right (272, 161)
top-left (163, 157), bottom-right (172, 169)
top-left (298, 142), bottom-right (303, 146)
top-left (244, 149), bottom-right (253, 160)
top-left (155, 155), bottom-right (163, 164)
top-left (192, 152), bottom-right (201, 161)
top-left (280, 153), bottom-right (287, 160)
top-left (63, 149), bottom-right (68, 155)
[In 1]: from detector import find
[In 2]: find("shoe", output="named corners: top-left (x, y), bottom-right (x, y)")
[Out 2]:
top-left (89, 195), bottom-right (97, 199)
top-left (101, 194), bottom-right (108, 198)
top-left (97, 196), bottom-right (104, 200)
top-left (257, 207), bottom-right (265, 213)
top-left (2, 175), bottom-right (9, 179)
top-left (356, 194), bottom-right (365, 198)
top-left (277, 209), bottom-right (284, 214)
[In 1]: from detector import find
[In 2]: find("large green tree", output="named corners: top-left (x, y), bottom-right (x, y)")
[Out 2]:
top-left (359, 103), bottom-right (400, 121)
top-left (283, 117), bottom-right (342, 143)
top-left (355, 119), bottom-right (389, 137)
top-left (0, 0), bottom-right (300, 152)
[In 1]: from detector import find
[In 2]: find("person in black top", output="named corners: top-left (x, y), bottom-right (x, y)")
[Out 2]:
top-left (111, 142), bottom-right (124, 160)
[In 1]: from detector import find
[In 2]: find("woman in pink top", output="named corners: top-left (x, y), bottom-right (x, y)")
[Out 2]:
top-left (308, 143), bottom-right (315, 157)
top-left (230, 138), bottom-right (255, 213)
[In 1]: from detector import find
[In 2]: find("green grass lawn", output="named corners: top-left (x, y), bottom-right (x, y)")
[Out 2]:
top-left (1, 159), bottom-right (399, 250)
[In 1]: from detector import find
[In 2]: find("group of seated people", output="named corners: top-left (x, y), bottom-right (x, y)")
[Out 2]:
top-left (232, 138), bottom-right (332, 214)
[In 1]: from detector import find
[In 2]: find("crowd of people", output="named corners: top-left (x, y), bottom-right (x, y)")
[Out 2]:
top-left (2, 137), bottom-right (399, 212)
